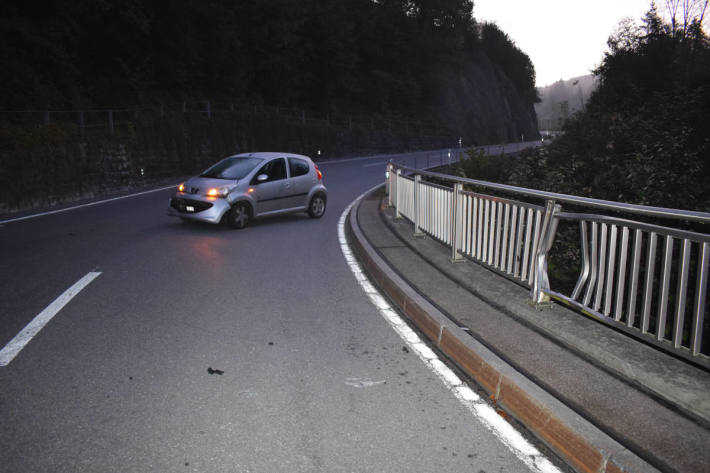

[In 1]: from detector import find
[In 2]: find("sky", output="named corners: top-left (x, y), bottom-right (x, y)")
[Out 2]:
top-left (474, 0), bottom-right (653, 87)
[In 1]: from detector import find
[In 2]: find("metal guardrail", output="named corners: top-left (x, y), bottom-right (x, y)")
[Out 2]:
top-left (387, 162), bottom-right (710, 368)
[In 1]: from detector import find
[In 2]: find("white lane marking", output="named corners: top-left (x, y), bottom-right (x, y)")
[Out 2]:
top-left (338, 190), bottom-right (561, 473)
top-left (0, 185), bottom-right (178, 225)
top-left (362, 162), bottom-right (387, 168)
top-left (0, 272), bottom-right (102, 366)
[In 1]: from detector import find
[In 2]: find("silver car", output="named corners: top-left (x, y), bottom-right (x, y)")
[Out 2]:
top-left (168, 152), bottom-right (327, 228)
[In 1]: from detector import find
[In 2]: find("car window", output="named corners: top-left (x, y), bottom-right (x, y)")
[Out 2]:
top-left (200, 157), bottom-right (262, 180)
top-left (288, 158), bottom-right (310, 178)
top-left (254, 158), bottom-right (287, 183)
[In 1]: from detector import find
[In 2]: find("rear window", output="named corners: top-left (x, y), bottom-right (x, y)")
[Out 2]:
top-left (200, 157), bottom-right (262, 180)
top-left (289, 158), bottom-right (310, 177)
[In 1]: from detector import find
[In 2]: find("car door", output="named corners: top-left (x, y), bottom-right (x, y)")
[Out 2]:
top-left (286, 157), bottom-right (314, 209)
top-left (251, 158), bottom-right (289, 215)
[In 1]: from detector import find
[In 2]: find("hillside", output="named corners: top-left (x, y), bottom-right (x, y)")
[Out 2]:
top-left (0, 0), bottom-right (538, 145)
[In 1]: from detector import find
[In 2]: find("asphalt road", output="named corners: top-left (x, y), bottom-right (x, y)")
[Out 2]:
top-left (0, 149), bottom-right (557, 472)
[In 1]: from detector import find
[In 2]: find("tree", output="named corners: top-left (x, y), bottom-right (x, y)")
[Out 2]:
top-left (663, 0), bottom-right (709, 36)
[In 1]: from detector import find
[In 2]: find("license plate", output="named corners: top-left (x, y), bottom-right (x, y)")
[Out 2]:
top-left (186, 205), bottom-right (195, 212)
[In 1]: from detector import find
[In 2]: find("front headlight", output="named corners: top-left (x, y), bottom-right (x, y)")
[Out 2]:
top-left (205, 186), bottom-right (231, 198)
top-left (178, 183), bottom-right (186, 192)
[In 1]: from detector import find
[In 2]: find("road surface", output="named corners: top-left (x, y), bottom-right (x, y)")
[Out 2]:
top-left (0, 149), bottom-right (562, 473)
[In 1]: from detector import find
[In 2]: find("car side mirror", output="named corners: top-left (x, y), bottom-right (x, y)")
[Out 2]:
top-left (256, 174), bottom-right (269, 183)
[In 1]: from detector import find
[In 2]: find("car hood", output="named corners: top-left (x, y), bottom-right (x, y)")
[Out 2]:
top-left (183, 176), bottom-right (237, 193)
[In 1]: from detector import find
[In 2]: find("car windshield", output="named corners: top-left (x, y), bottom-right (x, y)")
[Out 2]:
top-left (200, 157), bottom-right (262, 180)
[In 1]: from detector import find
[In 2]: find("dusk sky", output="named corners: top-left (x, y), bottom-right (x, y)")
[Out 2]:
top-left (474, 0), bottom-right (653, 86)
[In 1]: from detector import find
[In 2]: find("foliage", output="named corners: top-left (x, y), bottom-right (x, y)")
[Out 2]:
top-left (458, 147), bottom-right (515, 183)
top-left (479, 22), bottom-right (539, 103)
top-left (484, 6), bottom-right (710, 213)
top-left (0, 0), bottom-right (537, 119)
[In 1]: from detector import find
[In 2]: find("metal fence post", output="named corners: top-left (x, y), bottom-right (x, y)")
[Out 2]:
top-left (531, 200), bottom-right (561, 304)
top-left (414, 174), bottom-right (424, 236)
top-left (450, 183), bottom-right (464, 262)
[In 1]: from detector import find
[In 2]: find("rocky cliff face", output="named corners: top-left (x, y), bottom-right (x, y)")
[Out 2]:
top-left (429, 52), bottom-right (540, 146)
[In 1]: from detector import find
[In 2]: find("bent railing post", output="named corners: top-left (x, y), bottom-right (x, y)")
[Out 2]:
top-left (531, 200), bottom-right (561, 304)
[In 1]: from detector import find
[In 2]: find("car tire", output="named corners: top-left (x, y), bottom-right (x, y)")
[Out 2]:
top-left (308, 193), bottom-right (326, 218)
top-left (226, 202), bottom-right (250, 229)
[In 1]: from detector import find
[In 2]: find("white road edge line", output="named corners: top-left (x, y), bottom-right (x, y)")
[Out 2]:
top-left (0, 185), bottom-right (178, 225)
top-left (0, 272), bottom-right (102, 366)
top-left (338, 189), bottom-right (561, 473)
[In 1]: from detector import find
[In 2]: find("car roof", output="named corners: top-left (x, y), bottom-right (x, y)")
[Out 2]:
top-left (231, 152), bottom-right (312, 161)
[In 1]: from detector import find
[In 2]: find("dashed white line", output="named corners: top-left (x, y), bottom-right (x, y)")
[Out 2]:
top-left (0, 272), bottom-right (102, 366)
top-left (338, 189), bottom-right (561, 473)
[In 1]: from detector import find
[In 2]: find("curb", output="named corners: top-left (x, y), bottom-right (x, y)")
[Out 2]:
top-left (346, 190), bottom-right (660, 473)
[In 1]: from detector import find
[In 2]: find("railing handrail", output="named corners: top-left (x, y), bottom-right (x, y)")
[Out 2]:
top-left (390, 162), bottom-right (710, 224)
top-left (387, 160), bottom-right (709, 368)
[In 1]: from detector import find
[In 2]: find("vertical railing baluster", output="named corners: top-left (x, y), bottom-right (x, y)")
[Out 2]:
top-left (413, 175), bottom-right (422, 235)
top-left (514, 207), bottom-right (525, 278)
top-left (521, 208), bottom-right (534, 282)
top-left (387, 163), bottom-right (394, 208)
top-left (473, 197), bottom-right (480, 259)
top-left (594, 224), bottom-right (608, 312)
top-left (673, 239), bottom-right (691, 348)
top-left (447, 190), bottom-right (453, 244)
top-left (571, 221), bottom-right (590, 301)
top-left (604, 225), bottom-right (618, 317)
top-left (627, 229), bottom-right (643, 327)
top-left (394, 169), bottom-right (402, 219)
top-left (642, 232), bottom-right (658, 334)
top-left (501, 203), bottom-right (510, 272)
top-left (691, 243), bottom-right (709, 356)
top-left (614, 227), bottom-right (629, 321)
top-left (462, 195), bottom-right (470, 255)
top-left (656, 236), bottom-right (674, 341)
top-left (494, 202), bottom-right (503, 268)
top-left (583, 223), bottom-right (599, 307)
top-left (528, 209), bottom-right (543, 286)
top-left (451, 184), bottom-right (463, 261)
top-left (435, 189), bottom-right (440, 239)
top-left (486, 201), bottom-right (498, 266)
top-left (507, 205), bottom-right (518, 275)
top-left (483, 200), bottom-right (490, 263)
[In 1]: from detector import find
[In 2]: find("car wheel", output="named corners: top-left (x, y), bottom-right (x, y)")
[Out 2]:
top-left (308, 194), bottom-right (326, 218)
top-left (226, 202), bottom-right (250, 229)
